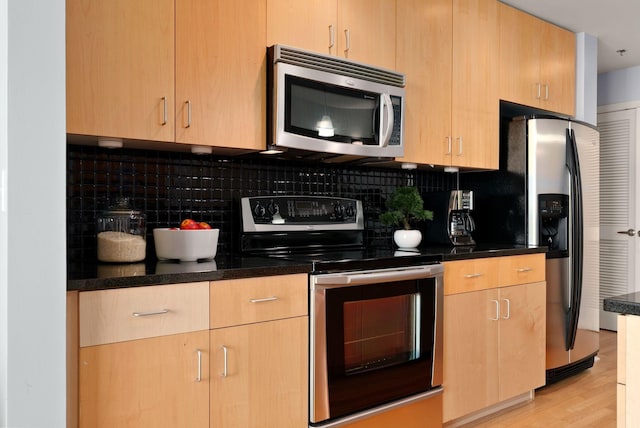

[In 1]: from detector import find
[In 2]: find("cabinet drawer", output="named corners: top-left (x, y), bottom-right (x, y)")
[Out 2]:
top-left (79, 282), bottom-right (209, 347)
top-left (210, 274), bottom-right (308, 329)
top-left (443, 258), bottom-right (498, 295)
top-left (497, 254), bottom-right (545, 286)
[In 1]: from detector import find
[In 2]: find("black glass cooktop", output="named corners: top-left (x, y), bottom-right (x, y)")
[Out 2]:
top-left (262, 247), bottom-right (443, 273)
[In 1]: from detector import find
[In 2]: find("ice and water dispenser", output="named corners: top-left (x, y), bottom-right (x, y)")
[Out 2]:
top-left (538, 194), bottom-right (568, 255)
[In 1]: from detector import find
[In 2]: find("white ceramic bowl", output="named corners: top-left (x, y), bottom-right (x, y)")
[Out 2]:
top-left (153, 228), bottom-right (219, 262)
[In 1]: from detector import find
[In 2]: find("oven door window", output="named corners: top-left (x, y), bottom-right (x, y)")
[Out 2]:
top-left (343, 294), bottom-right (420, 374)
top-left (285, 75), bottom-right (380, 145)
top-left (324, 278), bottom-right (436, 420)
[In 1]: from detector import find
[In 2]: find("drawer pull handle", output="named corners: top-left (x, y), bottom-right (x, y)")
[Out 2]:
top-left (221, 345), bottom-right (228, 378)
top-left (517, 267), bottom-right (533, 273)
top-left (196, 349), bottom-right (202, 382)
top-left (464, 273), bottom-right (482, 279)
top-left (132, 309), bottom-right (169, 317)
top-left (249, 296), bottom-right (279, 303)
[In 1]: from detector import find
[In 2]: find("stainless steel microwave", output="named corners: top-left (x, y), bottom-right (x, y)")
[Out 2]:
top-left (267, 45), bottom-right (405, 158)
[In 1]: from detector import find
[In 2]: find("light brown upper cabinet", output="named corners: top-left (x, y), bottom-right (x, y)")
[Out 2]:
top-left (267, 0), bottom-right (396, 70)
top-left (66, 0), bottom-right (176, 143)
top-left (396, 0), bottom-right (499, 170)
top-left (499, 3), bottom-right (576, 116)
top-left (175, 0), bottom-right (265, 150)
top-left (67, 0), bottom-right (265, 151)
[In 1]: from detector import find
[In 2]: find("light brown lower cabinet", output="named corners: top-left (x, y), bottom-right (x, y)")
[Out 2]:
top-left (210, 316), bottom-right (308, 428)
top-left (617, 314), bottom-right (640, 427)
top-left (73, 276), bottom-right (310, 428)
top-left (79, 331), bottom-right (210, 428)
top-left (443, 281), bottom-right (546, 422)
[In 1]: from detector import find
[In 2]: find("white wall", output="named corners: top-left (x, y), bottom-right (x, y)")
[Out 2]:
top-left (0, 0), bottom-right (8, 423)
top-left (2, 0), bottom-right (66, 427)
top-left (575, 32), bottom-right (598, 125)
top-left (598, 65), bottom-right (640, 107)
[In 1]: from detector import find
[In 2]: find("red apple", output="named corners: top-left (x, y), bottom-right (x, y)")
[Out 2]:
top-left (198, 222), bottom-right (212, 229)
top-left (180, 219), bottom-right (199, 230)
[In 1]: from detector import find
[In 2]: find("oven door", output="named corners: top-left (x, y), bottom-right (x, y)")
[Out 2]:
top-left (309, 264), bottom-right (444, 425)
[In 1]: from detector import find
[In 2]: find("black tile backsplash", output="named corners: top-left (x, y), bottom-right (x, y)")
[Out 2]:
top-left (67, 144), bottom-right (456, 262)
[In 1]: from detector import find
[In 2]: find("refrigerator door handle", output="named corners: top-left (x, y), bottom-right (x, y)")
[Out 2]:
top-left (565, 127), bottom-right (584, 351)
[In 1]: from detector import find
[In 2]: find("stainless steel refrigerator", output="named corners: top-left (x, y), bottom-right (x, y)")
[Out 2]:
top-left (468, 115), bottom-right (600, 385)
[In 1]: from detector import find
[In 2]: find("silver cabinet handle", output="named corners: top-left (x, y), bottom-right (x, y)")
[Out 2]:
top-left (185, 100), bottom-right (192, 128)
top-left (249, 296), bottom-right (279, 303)
top-left (490, 300), bottom-right (499, 321)
top-left (221, 345), bottom-right (228, 377)
top-left (328, 24), bottom-right (335, 50)
top-left (344, 29), bottom-right (350, 56)
top-left (161, 96), bottom-right (168, 126)
top-left (446, 136), bottom-right (452, 155)
top-left (517, 267), bottom-right (533, 273)
top-left (132, 309), bottom-right (169, 317)
top-left (544, 84), bottom-right (549, 100)
top-left (464, 273), bottom-right (482, 279)
top-left (536, 82), bottom-right (541, 100)
top-left (502, 299), bottom-right (511, 320)
top-left (457, 137), bottom-right (463, 156)
top-left (196, 349), bottom-right (202, 382)
top-left (618, 229), bottom-right (636, 236)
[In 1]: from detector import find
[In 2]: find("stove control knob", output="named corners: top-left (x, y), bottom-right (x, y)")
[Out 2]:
top-left (267, 201), bottom-right (280, 215)
top-left (334, 202), bottom-right (345, 219)
top-left (345, 205), bottom-right (355, 217)
top-left (253, 203), bottom-right (266, 218)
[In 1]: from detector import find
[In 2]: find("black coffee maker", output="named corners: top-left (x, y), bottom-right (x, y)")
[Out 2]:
top-left (423, 190), bottom-right (476, 246)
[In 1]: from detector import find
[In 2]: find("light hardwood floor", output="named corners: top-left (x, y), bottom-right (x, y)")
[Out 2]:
top-left (473, 330), bottom-right (617, 427)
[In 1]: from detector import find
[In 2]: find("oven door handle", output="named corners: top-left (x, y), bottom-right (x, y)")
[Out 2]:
top-left (313, 265), bottom-right (442, 286)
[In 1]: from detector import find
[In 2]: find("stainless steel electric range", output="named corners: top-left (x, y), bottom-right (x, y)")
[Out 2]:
top-left (241, 195), bottom-right (444, 427)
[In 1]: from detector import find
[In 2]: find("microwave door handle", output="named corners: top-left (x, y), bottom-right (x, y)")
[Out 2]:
top-left (379, 93), bottom-right (394, 147)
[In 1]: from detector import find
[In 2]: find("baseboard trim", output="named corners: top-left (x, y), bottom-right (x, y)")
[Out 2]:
top-left (443, 391), bottom-right (534, 427)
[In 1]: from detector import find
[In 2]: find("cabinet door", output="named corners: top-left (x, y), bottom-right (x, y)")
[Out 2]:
top-left (266, 0), bottom-right (338, 55)
top-left (499, 3), bottom-right (541, 108)
top-left (540, 23), bottom-right (576, 116)
top-left (210, 316), bottom-right (308, 428)
top-left (498, 282), bottom-right (546, 401)
top-left (66, 0), bottom-right (175, 142)
top-left (79, 331), bottom-right (209, 428)
top-left (451, 0), bottom-right (499, 170)
top-left (443, 289), bottom-right (500, 422)
top-left (175, 0), bottom-right (266, 150)
top-left (395, 0), bottom-right (453, 167)
top-left (338, 0), bottom-right (396, 69)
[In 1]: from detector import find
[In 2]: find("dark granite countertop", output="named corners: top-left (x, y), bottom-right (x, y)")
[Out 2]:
top-left (603, 292), bottom-right (640, 316)
top-left (67, 244), bottom-right (547, 292)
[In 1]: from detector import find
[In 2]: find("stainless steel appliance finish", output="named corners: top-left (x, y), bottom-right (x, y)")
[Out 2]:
top-left (240, 195), bottom-right (364, 254)
top-left (239, 195), bottom-right (444, 427)
top-left (267, 45), bottom-right (405, 159)
top-left (507, 116), bottom-right (600, 383)
top-left (423, 190), bottom-right (476, 246)
top-left (310, 264), bottom-right (444, 426)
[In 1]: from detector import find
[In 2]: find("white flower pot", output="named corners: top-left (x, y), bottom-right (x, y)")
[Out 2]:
top-left (393, 229), bottom-right (422, 249)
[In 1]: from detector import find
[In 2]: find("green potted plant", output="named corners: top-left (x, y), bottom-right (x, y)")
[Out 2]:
top-left (379, 186), bottom-right (433, 248)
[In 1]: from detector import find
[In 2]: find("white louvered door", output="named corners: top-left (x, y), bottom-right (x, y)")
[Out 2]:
top-left (598, 108), bottom-right (640, 331)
